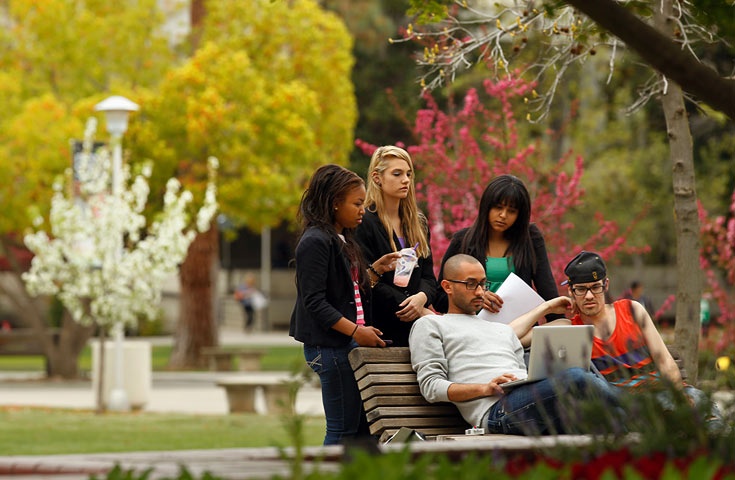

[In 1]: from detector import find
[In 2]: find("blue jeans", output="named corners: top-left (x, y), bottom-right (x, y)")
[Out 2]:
top-left (487, 367), bottom-right (622, 435)
top-left (304, 342), bottom-right (368, 445)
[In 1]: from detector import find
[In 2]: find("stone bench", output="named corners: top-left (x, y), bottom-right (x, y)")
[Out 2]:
top-left (201, 348), bottom-right (267, 372)
top-left (217, 376), bottom-right (292, 414)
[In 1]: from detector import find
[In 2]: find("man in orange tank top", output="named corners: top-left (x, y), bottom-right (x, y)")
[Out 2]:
top-left (563, 251), bottom-right (682, 388)
top-left (563, 251), bottom-right (720, 426)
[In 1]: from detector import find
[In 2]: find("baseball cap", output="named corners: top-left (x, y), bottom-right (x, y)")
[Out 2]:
top-left (562, 251), bottom-right (607, 286)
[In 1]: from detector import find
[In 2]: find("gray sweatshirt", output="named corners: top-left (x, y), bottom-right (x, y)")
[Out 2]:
top-left (408, 313), bottom-right (527, 428)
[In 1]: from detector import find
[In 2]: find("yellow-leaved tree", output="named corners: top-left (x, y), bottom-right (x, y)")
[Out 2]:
top-left (130, 0), bottom-right (357, 367)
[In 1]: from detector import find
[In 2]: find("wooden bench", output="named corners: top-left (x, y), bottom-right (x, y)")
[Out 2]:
top-left (201, 348), bottom-right (266, 372)
top-left (349, 345), bottom-right (688, 443)
top-left (217, 377), bottom-right (291, 414)
top-left (348, 347), bottom-right (469, 443)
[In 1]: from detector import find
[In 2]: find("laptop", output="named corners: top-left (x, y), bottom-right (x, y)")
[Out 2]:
top-left (500, 325), bottom-right (595, 392)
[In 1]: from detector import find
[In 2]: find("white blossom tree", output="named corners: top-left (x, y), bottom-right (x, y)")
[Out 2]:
top-left (23, 119), bottom-right (218, 411)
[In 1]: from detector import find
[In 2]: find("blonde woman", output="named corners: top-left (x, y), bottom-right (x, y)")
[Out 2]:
top-left (355, 146), bottom-right (437, 346)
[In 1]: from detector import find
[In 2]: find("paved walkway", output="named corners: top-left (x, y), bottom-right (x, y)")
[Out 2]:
top-left (0, 435), bottom-right (624, 479)
top-left (0, 329), bottom-right (322, 416)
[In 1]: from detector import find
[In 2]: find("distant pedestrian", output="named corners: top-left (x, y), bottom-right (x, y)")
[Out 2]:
top-left (289, 164), bottom-right (399, 446)
top-left (700, 293), bottom-right (711, 337)
top-left (234, 273), bottom-right (266, 332)
top-left (623, 281), bottom-right (655, 317)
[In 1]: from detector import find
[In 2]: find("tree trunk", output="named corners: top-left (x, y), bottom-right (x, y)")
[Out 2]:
top-left (46, 310), bottom-right (94, 378)
top-left (169, 223), bottom-right (219, 368)
top-left (189, 0), bottom-right (206, 51)
top-left (655, 2), bottom-right (701, 383)
top-left (0, 234), bottom-right (92, 378)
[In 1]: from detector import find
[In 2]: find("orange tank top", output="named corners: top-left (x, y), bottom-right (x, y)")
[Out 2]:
top-left (571, 299), bottom-right (659, 387)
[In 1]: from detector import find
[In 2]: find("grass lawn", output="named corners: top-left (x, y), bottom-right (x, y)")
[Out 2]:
top-left (0, 345), bottom-right (305, 373)
top-left (0, 407), bottom-right (325, 455)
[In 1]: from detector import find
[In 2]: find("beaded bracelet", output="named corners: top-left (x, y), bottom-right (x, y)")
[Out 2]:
top-left (368, 263), bottom-right (382, 278)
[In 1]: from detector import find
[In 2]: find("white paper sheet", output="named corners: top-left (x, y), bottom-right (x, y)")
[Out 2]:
top-left (477, 272), bottom-right (545, 324)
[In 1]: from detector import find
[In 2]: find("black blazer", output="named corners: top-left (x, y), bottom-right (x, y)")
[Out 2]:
top-left (355, 209), bottom-right (437, 346)
top-left (289, 227), bottom-right (373, 347)
top-left (434, 223), bottom-right (561, 320)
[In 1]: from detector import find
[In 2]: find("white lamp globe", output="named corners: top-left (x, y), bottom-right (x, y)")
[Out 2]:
top-left (94, 95), bottom-right (140, 136)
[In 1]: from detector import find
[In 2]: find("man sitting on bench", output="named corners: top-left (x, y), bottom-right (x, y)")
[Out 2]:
top-left (409, 253), bottom-right (619, 436)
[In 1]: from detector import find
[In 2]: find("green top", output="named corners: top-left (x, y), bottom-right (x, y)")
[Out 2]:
top-left (485, 256), bottom-right (514, 292)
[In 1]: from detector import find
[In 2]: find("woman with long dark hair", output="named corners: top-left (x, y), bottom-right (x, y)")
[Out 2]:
top-left (435, 174), bottom-right (559, 319)
top-left (355, 146), bottom-right (437, 346)
top-left (290, 164), bottom-right (399, 445)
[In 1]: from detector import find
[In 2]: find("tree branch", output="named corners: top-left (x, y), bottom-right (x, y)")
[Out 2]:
top-left (565, 0), bottom-right (735, 120)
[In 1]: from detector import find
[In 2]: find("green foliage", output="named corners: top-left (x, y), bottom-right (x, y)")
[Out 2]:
top-left (280, 447), bottom-right (735, 479)
top-left (0, 0), bottom-right (174, 236)
top-left (0, 95), bottom-right (84, 234)
top-left (321, 0), bottom-right (423, 176)
top-left (689, 0), bottom-right (735, 43)
top-left (0, 0), bottom-right (171, 105)
top-left (91, 465), bottom-right (224, 480)
top-left (407, 0), bottom-right (451, 24)
top-left (131, 0), bottom-right (356, 231)
top-left (699, 346), bottom-right (735, 390)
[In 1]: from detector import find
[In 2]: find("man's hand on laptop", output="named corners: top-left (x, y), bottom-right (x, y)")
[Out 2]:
top-left (488, 373), bottom-right (518, 395)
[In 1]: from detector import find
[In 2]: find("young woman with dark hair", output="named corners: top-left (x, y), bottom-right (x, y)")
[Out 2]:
top-left (435, 175), bottom-right (560, 319)
top-left (355, 146), bottom-right (437, 346)
top-left (289, 164), bottom-right (399, 445)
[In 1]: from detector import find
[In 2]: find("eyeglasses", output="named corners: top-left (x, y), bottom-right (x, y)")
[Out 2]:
top-left (446, 279), bottom-right (490, 291)
top-left (571, 283), bottom-right (606, 296)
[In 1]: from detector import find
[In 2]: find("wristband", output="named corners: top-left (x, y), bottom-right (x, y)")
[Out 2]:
top-left (350, 324), bottom-right (359, 338)
top-left (368, 263), bottom-right (382, 278)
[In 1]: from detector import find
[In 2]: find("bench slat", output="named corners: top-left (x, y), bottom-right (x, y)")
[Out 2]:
top-left (370, 416), bottom-right (469, 435)
top-left (354, 363), bottom-right (414, 381)
top-left (357, 373), bottom-right (417, 390)
top-left (363, 395), bottom-right (431, 410)
top-left (366, 405), bottom-right (459, 422)
top-left (348, 347), bottom-right (411, 370)
top-left (360, 384), bottom-right (421, 401)
top-left (379, 427), bottom-right (469, 443)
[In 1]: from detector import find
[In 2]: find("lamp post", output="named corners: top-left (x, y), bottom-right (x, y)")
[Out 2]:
top-left (94, 95), bottom-right (139, 412)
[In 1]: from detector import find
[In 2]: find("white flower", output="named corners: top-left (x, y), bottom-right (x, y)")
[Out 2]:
top-left (22, 119), bottom-right (219, 328)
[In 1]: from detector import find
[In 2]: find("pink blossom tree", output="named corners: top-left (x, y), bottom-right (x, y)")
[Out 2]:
top-left (698, 189), bottom-right (735, 353)
top-left (357, 72), bottom-right (648, 284)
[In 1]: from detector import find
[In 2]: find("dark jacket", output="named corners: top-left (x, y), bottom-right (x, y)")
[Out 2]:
top-left (434, 223), bottom-right (561, 320)
top-left (355, 209), bottom-right (437, 346)
top-left (289, 227), bottom-right (373, 347)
